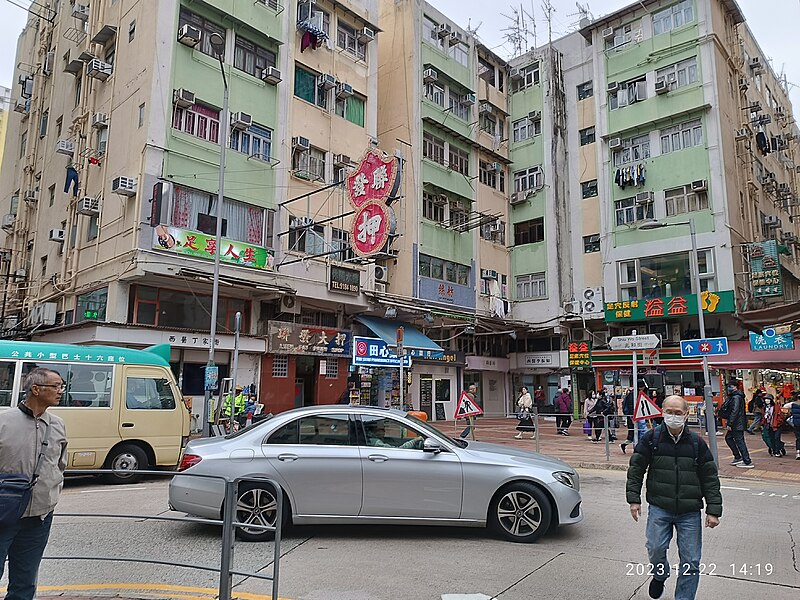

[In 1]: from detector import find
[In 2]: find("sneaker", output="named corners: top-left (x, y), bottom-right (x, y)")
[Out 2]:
top-left (563, 431), bottom-right (570, 436)
top-left (736, 462), bottom-right (755, 469)
top-left (514, 433), bottom-right (523, 439)
top-left (620, 443), bottom-right (627, 454)
top-left (795, 451), bottom-right (800, 460)
top-left (648, 577), bottom-right (665, 599)
top-left (730, 459), bottom-right (743, 466)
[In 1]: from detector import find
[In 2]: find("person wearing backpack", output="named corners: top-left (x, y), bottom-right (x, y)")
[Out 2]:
top-left (626, 395), bottom-right (722, 600)
top-left (746, 388), bottom-right (765, 434)
top-left (784, 392), bottom-right (800, 460)
top-left (720, 378), bottom-right (754, 468)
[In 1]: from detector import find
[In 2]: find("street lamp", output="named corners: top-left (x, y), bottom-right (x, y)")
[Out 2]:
top-left (639, 219), bottom-right (719, 464)
top-left (201, 31), bottom-right (230, 438)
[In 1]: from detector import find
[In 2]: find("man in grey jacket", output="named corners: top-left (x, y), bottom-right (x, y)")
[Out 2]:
top-left (0, 368), bottom-right (68, 600)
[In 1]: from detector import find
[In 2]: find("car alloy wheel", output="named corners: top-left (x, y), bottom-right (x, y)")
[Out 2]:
top-left (235, 484), bottom-right (280, 541)
top-left (490, 482), bottom-right (552, 543)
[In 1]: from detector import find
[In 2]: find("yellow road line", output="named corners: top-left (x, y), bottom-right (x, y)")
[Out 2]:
top-left (32, 583), bottom-right (291, 600)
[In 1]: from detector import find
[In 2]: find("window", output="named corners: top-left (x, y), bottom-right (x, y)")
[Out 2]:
top-left (479, 161), bottom-right (505, 190)
top-left (619, 260), bottom-right (638, 300)
top-left (172, 103), bottom-right (220, 144)
top-left (577, 81), bottom-right (593, 100)
top-left (609, 79), bottom-right (646, 110)
top-left (448, 145), bottom-right (469, 175)
top-left (40, 256), bottom-right (47, 277)
top-left (138, 103), bottom-right (145, 128)
top-left (48, 184), bottom-right (55, 207)
top-left (105, 47), bottom-right (115, 67)
top-left (653, 0), bottom-right (694, 36)
top-left (606, 23), bottom-right (633, 51)
top-left (664, 184), bottom-right (709, 216)
top-left (513, 62), bottom-right (540, 92)
top-left (422, 192), bottom-right (445, 221)
top-left (39, 110), bottom-right (48, 138)
top-left (128, 20), bottom-right (136, 42)
top-left (292, 146), bottom-right (326, 181)
top-left (230, 123), bottom-right (272, 162)
top-left (126, 377), bottom-right (177, 410)
top-left (337, 22), bottom-right (366, 61)
top-left (479, 112), bottom-right (500, 136)
top-left (76, 287), bottom-right (107, 322)
top-left (294, 65), bottom-right (327, 108)
top-left (362, 415), bottom-right (425, 449)
top-left (170, 185), bottom-right (266, 246)
top-left (614, 197), bottom-right (653, 226)
top-left (612, 134), bottom-right (650, 166)
top-left (660, 119), bottom-right (703, 154)
top-left (423, 132), bottom-right (445, 165)
top-left (418, 254), bottom-right (469, 285)
top-left (272, 355), bottom-right (288, 378)
top-left (75, 76), bottom-right (82, 107)
top-left (423, 82), bottom-right (444, 106)
top-left (19, 362), bottom-right (112, 408)
top-left (96, 127), bottom-right (108, 155)
top-left (19, 131), bottom-right (26, 159)
top-left (448, 200), bottom-right (469, 227)
top-left (620, 250), bottom-right (715, 299)
top-left (579, 126), bottom-right (596, 146)
top-left (478, 57), bottom-right (496, 86)
top-left (697, 249), bottom-right (716, 291)
top-left (335, 94), bottom-right (365, 127)
top-left (325, 358), bottom-right (339, 379)
top-left (581, 180), bottom-right (598, 198)
top-left (0, 363), bottom-right (15, 407)
top-left (234, 36), bottom-right (277, 78)
top-left (513, 166), bottom-right (543, 193)
top-left (512, 118), bottom-right (540, 142)
top-left (331, 227), bottom-right (354, 262)
top-left (514, 218), bottom-right (545, 245)
top-left (55, 116), bottom-right (62, 138)
top-left (479, 220), bottom-right (506, 245)
top-left (178, 8), bottom-right (226, 58)
top-left (656, 57), bottom-right (698, 89)
top-left (516, 273), bottom-right (546, 299)
top-left (297, 2), bottom-right (330, 36)
top-left (479, 273), bottom-right (507, 297)
top-left (130, 285), bottom-right (250, 331)
top-left (86, 215), bottom-right (99, 241)
top-left (448, 91), bottom-right (470, 121)
top-left (288, 217), bottom-right (325, 254)
top-left (583, 234), bottom-right (600, 253)
top-left (448, 43), bottom-right (469, 67)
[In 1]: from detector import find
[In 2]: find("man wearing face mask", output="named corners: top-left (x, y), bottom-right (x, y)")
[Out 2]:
top-left (626, 395), bottom-right (722, 600)
top-left (720, 378), bottom-right (754, 468)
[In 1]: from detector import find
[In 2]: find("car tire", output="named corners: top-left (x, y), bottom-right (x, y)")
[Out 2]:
top-left (104, 444), bottom-right (148, 484)
top-left (233, 482), bottom-right (289, 542)
top-left (489, 482), bottom-right (552, 543)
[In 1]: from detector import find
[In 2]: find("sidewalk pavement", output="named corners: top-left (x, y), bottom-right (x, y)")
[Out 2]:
top-left (443, 416), bottom-right (800, 483)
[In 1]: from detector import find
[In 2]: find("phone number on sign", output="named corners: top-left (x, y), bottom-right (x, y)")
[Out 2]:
top-left (626, 563), bottom-right (774, 577)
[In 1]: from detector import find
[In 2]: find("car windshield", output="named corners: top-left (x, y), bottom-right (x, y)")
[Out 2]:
top-left (406, 414), bottom-right (467, 448)
top-left (224, 413), bottom-right (274, 439)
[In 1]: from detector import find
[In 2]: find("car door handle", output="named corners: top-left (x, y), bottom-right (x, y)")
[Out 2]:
top-left (367, 454), bottom-right (388, 462)
top-left (277, 453), bottom-right (298, 462)
top-left (121, 423), bottom-right (134, 428)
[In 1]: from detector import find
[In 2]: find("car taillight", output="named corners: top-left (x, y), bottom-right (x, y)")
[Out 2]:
top-left (178, 453), bottom-right (202, 472)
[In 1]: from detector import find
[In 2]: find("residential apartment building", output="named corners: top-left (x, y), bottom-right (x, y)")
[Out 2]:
top-left (0, 86), bottom-right (11, 169)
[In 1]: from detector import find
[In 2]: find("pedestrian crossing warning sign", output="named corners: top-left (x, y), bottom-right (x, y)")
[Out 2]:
top-left (633, 391), bottom-right (662, 421)
top-left (454, 391), bottom-right (483, 419)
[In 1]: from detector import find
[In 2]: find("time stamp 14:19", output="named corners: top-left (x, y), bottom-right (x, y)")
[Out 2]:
top-left (626, 563), bottom-right (774, 577)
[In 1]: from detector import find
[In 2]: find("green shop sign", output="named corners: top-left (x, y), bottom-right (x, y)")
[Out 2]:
top-left (153, 225), bottom-right (274, 270)
top-left (604, 290), bottom-right (735, 322)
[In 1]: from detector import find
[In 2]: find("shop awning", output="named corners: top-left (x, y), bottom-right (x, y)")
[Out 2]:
top-left (708, 340), bottom-right (800, 370)
top-left (355, 316), bottom-right (444, 353)
top-left (735, 300), bottom-right (800, 332)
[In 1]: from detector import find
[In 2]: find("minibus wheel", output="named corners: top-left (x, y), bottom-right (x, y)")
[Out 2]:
top-left (104, 444), bottom-right (148, 484)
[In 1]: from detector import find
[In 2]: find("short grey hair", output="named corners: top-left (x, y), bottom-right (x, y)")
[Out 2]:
top-left (23, 368), bottom-right (62, 395)
top-left (663, 394), bottom-right (689, 413)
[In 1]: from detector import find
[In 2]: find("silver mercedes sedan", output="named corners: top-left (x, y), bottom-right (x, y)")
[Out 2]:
top-left (168, 405), bottom-right (582, 543)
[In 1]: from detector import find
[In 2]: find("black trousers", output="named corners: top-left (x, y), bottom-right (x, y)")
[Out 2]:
top-left (556, 415), bottom-right (572, 430)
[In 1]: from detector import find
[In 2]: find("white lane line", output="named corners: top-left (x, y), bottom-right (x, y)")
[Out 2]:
top-left (79, 487), bottom-right (147, 493)
top-left (721, 485), bottom-right (751, 491)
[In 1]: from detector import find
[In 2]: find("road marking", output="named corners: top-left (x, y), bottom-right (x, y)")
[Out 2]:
top-left (721, 486), bottom-right (751, 491)
top-left (34, 584), bottom-right (292, 600)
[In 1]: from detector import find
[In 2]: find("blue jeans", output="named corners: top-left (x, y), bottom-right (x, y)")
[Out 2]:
top-left (0, 512), bottom-right (54, 600)
top-left (746, 413), bottom-right (762, 433)
top-left (646, 505), bottom-right (702, 600)
top-left (725, 429), bottom-right (751, 464)
top-left (64, 167), bottom-right (79, 197)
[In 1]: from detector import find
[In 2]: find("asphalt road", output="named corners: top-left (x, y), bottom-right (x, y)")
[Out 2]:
top-left (4, 470), bottom-right (799, 600)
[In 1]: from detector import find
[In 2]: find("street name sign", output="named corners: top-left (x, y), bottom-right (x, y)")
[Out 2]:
top-left (680, 337), bottom-right (729, 358)
top-left (608, 334), bottom-right (661, 351)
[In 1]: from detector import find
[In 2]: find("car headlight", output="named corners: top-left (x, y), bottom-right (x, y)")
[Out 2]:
top-left (553, 471), bottom-right (576, 489)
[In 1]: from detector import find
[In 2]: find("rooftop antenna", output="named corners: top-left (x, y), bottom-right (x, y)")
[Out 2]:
top-left (501, 4), bottom-right (536, 57)
top-left (541, 0), bottom-right (555, 46)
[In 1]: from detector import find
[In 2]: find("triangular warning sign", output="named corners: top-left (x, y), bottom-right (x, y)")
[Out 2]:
top-left (454, 390), bottom-right (483, 419)
top-left (633, 391), bottom-right (662, 421)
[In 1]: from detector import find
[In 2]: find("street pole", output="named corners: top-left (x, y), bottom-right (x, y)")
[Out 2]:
top-left (228, 311), bottom-right (241, 433)
top-left (202, 33), bottom-right (229, 438)
top-left (396, 327), bottom-right (404, 411)
top-left (632, 329), bottom-right (639, 446)
top-left (688, 219), bottom-right (719, 464)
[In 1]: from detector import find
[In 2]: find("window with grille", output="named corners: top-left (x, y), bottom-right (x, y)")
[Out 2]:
top-left (234, 36), bottom-right (277, 79)
top-left (173, 103), bottom-right (220, 144)
top-left (581, 179), bottom-right (598, 198)
top-left (513, 166), bottom-right (543, 193)
top-left (448, 146), bottom-right (469, 175)
top-left (337, 22), bottom-right (366, 60)
top-left (448, 91), bottom-right (470, 120)
top-left (272, 355), bottom-right (288, 378)
top-left (577, 81), bottom-right (593, 100)
top-left (292, 146), bottom-right (326, 181)
top-left (325, 358), bottom-right (339, 379)
top-left (230, 123), bottom-right (272, 162)
top-left (331, 227), bottom-right (355, 261)
top-left (583, 234), bottom-right (600, 253)
top-left (423, 132), bottom-right (445, 165)
top-left (614, 197), bottom-right (653, 226)
top-left (579, 126), bottom-right (596, 146)
top-left (288, 218), bottom-right (325, 254)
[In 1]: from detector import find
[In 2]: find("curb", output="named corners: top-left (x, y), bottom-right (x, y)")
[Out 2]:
top-left (574, 462), bottom-right (628, 472)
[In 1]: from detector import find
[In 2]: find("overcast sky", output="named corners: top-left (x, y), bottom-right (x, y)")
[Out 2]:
top-left (0, 0), bottom-right (797, 109)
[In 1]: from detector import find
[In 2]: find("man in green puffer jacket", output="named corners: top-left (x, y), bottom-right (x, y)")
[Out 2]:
top-left (626, 395), bottom-right (722, 600)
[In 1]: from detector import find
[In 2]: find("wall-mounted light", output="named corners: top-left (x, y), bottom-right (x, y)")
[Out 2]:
top-left (384, 306), bottom-right (397, 319)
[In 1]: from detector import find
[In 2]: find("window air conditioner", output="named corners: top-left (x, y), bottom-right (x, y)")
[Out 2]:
top-left (749, 57), bottom-right (763, 71)
top-left (292, 136), bottom-right (310, 151)
top-left (508, 68), bottom-right (523, 82)
top-left (358, 27), bottom-right (375, 43)
top-left (527, 110), bottom-right (541, 121)
top-left (609, 137), bottom-right (622, 149)
top-left (691, 179), bottom-right (708, 192)
top-left (55, 139), bottom-right (75, 156)
top-left (436, 23), bottom-right (452, 38)
top-left (423, 68), bottom-right (438, 83)
top-left (261, 66), bottom-right (281, 85)
top-left (655, 78), bottom-right (668, 94)
top-left (480, 269), bottom-right (498, 280)
top-left (333, 154), bottom-right (350, 167)
top-left (78, 196), bottom-right (100, 216)
top-left (461, 93), bottom-right (476, 106)
top-left (173, 88), bottom-right (195, 107)
top-left (72, 4), bottom-right (89, 21)
top-left (601, 26), bottom-right (615, 39)
top-left (24, 190), bottom-right (37, 204)
top-left (91, 112), bottom-right (108, 129)
top-left (177, 24), bottom-right (202, 48)
top-left (735, 128), bottom-right (749, 141)
top-left (112, 176), bottom-right (138, 197)
top-left (738, 77), bottom-right (749, 91)
top-left (763, 215), bottom-right (781, 228)
top-left (86, 59), bottom-right (113, 81)
top-left (49, 229), bottom-right (66, 243)
top-left (318, 73), bottom-right (337, 90)
top-left (479, 103), bottom-right (492, 114)
top-left (1, 214), bottom-right (15, 231)
top-left (606, 81), bottom-right (619, 93)
top-left (231, 112), bottom-right (253, 130)
top-left (336, 82), bottom-right (354, 98)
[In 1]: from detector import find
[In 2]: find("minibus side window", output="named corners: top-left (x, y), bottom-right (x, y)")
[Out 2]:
top-left (19, 362), bottom-right (113, 408)
top-left (126, 377), bottom-right (177, 410)
top-left (0, 361), bottom-right (16, 407)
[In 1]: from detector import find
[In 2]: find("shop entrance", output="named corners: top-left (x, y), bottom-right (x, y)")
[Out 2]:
top-left (295, 356), bottom-right (317, 407)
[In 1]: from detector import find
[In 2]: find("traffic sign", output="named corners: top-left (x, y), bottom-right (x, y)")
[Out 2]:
top-left (633, 391), bottom-right (662, 421)
top-left (680, 337), bottom-right (729, 358)
top-left (454, 390), bottom-right (483, 419)
top-left (608, 334), bottom-right (661, 351)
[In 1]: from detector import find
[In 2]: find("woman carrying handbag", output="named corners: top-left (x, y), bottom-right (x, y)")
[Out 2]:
top-left (515, 387), bottom-right (535, 439)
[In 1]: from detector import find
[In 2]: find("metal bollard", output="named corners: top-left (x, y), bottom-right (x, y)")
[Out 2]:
top-left (604, 415), bottom-right (610, 461)
top-left (219, 479), bottom-right (237, 600)
top-left (535, 411), bottom-right (540, 453)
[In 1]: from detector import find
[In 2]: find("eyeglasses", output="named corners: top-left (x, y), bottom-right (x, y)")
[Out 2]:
top-left (37, 384), bottom-right (66, 391)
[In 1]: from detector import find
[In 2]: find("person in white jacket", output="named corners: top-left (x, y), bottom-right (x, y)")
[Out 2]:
top-left (515, 387), bottom-right (535, 439)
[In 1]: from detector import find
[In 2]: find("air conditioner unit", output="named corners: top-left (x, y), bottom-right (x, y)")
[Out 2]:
top-left (607, 81), bottom-right (619, 93)
top-left (357, 27), bottom-right (375, 43)
top-left (510, 192), bottom-right (524, 205)
top-left (43, 51), bottom-right (54, 76)
top-left (749, 57), bottom-right (763, 71)
top-left (49, 229), bottom-right (65, 243)
top-left (231, 112), bottom-right (252, 130)
top-left (423, 68), bottom-right (438, 83)
top-left (691, 179), bottom-right (708, 192)
top-left (655, 78), bottom-right (669, 94)
top-left (490, 162), bottom-right (501, 172)
top-left (1, 214), bottom-right (15, 231)
top-left (15, 268), bottom-right (26, 279)
top-left (461, 93), bottom-right (476, 106)
top-left (763, 215), bottom-right (781, 228)
top-left (78, 196), bottom-right (100, 216)
top-left (487, 221), bottom-right (502, 234)
top-left (55, 139), bottom-right (75, 156)
top-left (738, 77), bottom-right (749, 91)
top-left (177, 24), bottom-right (202, 48)
top-left (281, 295), bottom-right (301, 314)
top-left (582, 287), bottom-right (603, 304)
top-left (23, 190), bottom-right (37, 204)
top-left (374, 282), bottom-right (387, 293)
top-left (781, 232), bottom-right (797, 243)
top-left (508, 68), bottom-right (523, 82)
top-left (735, 128), bottom-right (750, 141)
top-left (648, 322), bottom-right (669, 342)
top-left (609, 137), bottom-right (622, 149)
top-left (563, 300), bottom-right (582, 315)
top-left (87, 59), bottom-right (112, 81)
top-left (336, 82), bottom-right (354, 98)
top-left (527, 110), bottom-right (541, 121)
top-left (72, 3), bottom-right (89, 21)
top-left (333, 153), bottom-right (350, 167)
top-left (261, 66), bottom-right (281, 85)
top-left (436, 23), bottom-right (452, 38)
top-left (601, 26), bottom-right (615, 39)
top-left (13, 99), bottom-right (28, 114)
top-left (91, 112), bottom-right (108, 129)
top-left (480, 269), bottom-right (498, 280)
top-left (374, 265), bottom-right (389, 283)
top-left (173, 88), bottom-right (195, 107)
top-left (635, 191), bottom-right (653, 204)
top-left (292, 136), bottom-right (310, 151)
top-left (112, 176), bottom-right (138, 197)
top-left (318, 73), bottom-right (337, 89)
top-left (479, 102), bottom-right (492, 114)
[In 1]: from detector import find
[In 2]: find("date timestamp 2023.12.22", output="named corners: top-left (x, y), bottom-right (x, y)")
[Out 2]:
top-left (626, 563), bottom-right (774, 577)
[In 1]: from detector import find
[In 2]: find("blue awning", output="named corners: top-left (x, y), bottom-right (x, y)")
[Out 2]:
top-left (355, 316), bottom-right (444, 353)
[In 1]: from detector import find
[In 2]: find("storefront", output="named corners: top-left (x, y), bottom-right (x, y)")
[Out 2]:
top-left (509, 351), bottom-right (568, 411)
top-left (412, 349), bottom-right (466, 421)
top-left (465, 356), bottom-right (510, 417)
top-left (350, 336), bottom-right (410, 408)
top-left (709, 340), bottom-right (799, 400)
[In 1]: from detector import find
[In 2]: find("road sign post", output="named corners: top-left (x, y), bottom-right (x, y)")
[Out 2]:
top-left (609, 332), bottom-right (660, 446)
top-left (396, 327), bottom-right (404, 411)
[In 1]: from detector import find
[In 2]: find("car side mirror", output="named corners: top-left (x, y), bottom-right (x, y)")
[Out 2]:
top-left (422, 438), bottom-right (442, 454)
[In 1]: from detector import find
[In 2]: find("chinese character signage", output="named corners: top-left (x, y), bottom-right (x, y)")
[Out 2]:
top-left (568, 342), bottom-right (592, 369)
top-left (353, 337), bottom-right (412, 367)
top-left (153, 225), bottom-right (274, 270)
top-left (267, 322), bottom-right (350, 356)
top-left (347, 149), bottom-right (400, 259)
top-left (329, 265), bottom-right (361, 295)
top-left (749, 326), bottom-right (794, 351)
top-left (524, 354), bottom-right (554, 366)
top-left (351, 202), bottom-right (393, 258)
top-left (604, 290), bottom-right (735, 322)
top-left (748, 240), bottom-right (783, 297)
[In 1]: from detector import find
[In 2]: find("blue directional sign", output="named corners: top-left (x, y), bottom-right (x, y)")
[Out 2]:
top-left (749, 327), bottom-right (794, 351)
top-left (680, 337), bottom-right (729, 358)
